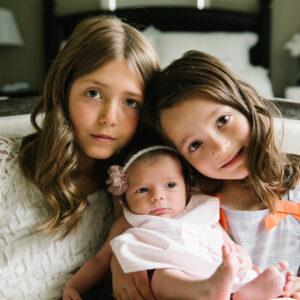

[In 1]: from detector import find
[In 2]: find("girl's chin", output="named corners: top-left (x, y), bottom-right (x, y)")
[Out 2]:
top-left (210, 171), bottom-right (249, 181)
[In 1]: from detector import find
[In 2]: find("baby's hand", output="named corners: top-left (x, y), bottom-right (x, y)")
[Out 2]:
top-left (63, 284), bottom-right (82, 300)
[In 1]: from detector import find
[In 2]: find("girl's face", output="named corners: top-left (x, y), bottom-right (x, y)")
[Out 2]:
top-left (69, 59), bottom-right (143, 161)
top-left (160, 96), bottom-right (251, 180)
top-left (125, 155), bottom-right (187, 218)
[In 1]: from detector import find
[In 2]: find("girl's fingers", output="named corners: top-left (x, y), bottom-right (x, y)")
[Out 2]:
top-left (293, 292), bottom-right (300, 299)
top-left (133, 271), bottom-right (156, 300)
top-left (252, 264), bottom-right (262, 275)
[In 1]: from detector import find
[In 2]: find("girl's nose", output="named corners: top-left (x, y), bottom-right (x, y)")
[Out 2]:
top-left (98, 101), bottom-right (118, 126)
top-left (211, 135), bottom-right (231, 156)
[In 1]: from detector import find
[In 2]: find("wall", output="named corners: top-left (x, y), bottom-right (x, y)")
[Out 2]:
top-left (271, 0), bottom-right (300, 97)
top-left (0, 0), bottom-right (44, 92)
top-left (0, 0), bottom-right (299, 97)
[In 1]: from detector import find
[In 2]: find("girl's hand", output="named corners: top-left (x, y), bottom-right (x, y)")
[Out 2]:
top-left (283, 275), bottom-right (300, 299)
top-left (232, 243), bottom-right (253, 275)
top-left (63, 285), bottom-right (83, 300)
top-left (218, 223), bottom-right (252, 276)
top-left (111, 254), bottom-right (156, 300)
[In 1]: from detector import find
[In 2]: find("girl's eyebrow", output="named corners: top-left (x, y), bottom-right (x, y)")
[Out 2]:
top-left (78, 79), bottom-right (106, 87)
top-left (79, 79), bottom-right (143, 99)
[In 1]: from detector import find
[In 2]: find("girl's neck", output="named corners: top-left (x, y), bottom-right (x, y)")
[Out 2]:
top-left (72, 154), bottom-right (99, 195)
top-left (220, 180), bottom-right (262, 211)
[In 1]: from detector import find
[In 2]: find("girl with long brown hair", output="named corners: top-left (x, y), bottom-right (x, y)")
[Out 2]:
top-left (0, 15), bottom-right (159, 299)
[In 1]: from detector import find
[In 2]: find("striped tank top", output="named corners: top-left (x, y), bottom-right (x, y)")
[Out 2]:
top-left (221, 184), bottom-right (300, 275)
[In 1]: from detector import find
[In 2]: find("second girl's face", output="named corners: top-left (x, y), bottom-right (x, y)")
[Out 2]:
top-left (69, 59), bottom-right (143, 161)
top-left (125, 155), bottom-right (187, 218)
top-left (160, 96), bottom-right (251, 180)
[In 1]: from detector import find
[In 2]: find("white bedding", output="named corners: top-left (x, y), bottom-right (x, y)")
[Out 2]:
top-left (142, 26), bottom-right (274, 99)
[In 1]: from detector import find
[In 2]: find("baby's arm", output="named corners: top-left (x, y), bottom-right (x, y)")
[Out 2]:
top-left (63, 217), bottom-right (129, 300)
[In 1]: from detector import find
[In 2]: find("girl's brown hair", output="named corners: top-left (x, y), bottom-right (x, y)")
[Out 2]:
top-left (142, 50), bottom-right (300, 211)
top-left (19, 15), bottom-right (159, 237)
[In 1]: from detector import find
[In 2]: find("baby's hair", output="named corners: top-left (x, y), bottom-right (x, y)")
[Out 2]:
top-left (126, 147), bottom-right (190, 185)
top-left (119, 146), bottom-right (192, 206)
top-left (19, 15), bottom-right (159, 237)
top-left (108, 145), bottom-right (191, 195)
top-left (142, 50), bottom-right (300, 211)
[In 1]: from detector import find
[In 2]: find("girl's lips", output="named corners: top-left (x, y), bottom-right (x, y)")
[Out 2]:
top-left (149, 208), bottom-right (170, 216)
top-left (221, 147), bottom-right (244, 168)
top-left (92, 133), bottom-right (115, 142)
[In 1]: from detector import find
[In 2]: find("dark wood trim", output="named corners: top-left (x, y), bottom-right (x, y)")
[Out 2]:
top-left (42, 1), bottom-right (273, 71)
top-left (0, 96), bottom-right (40, 116)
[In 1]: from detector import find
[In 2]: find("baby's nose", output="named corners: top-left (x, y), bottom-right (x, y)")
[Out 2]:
top-left (151, 191), bottom-right (165, 202)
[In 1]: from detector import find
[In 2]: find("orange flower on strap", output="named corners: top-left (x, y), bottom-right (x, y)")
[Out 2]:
top-left (264, 200), bottom-right (300, 231)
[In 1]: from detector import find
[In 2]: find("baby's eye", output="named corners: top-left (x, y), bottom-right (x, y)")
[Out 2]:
top-left (189, 141), bottom-right (202, 152)
top-left (125, 99), bottom-right (139, 108)
top-left (217, 115), bottom-right (229, 128)
top-left (167, 182), bottom-right (176, 189)
top-left (137, 187), bottom-right (148, 193)
top-left (86, 89), bottom-right (101, 99)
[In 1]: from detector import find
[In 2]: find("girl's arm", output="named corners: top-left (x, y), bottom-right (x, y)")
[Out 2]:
top-left (63, 217), bottom-right (129, 299)
top-left (113, 196), bottom-right (124, 218)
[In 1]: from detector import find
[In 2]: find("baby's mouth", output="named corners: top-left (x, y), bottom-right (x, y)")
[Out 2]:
top-left (149, 208), bottom-right (170, 216)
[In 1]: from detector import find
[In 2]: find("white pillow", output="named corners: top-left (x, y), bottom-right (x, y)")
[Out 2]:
top-left (142, 26), bottom-right (258, 70)
top-left (237, 65), bottom-right (274, 98)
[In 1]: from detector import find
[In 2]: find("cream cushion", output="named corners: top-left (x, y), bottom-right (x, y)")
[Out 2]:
top-left (274, 117), bottom-right (300, 155)
top-left (0, 114), bottom-right (34, 137)
top-left (0, 114), bottom-right (299, 155)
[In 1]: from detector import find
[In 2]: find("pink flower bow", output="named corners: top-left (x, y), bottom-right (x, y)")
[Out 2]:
top-left (106, 165), bottom-right (128, 196)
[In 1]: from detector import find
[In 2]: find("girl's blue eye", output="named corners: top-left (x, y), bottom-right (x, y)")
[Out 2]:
top-left (125, 99), bottom-right (139, 108)
top-left (189, 141), bottom-right (202, 152)
top-left (86, 90), bottom-right (101, 99)
top-left (137, 187), bottom-right (148, 193)
top-left (167, 182), bottom-right (176, 188)
top-left (217, 115), bottom-right (229, 127)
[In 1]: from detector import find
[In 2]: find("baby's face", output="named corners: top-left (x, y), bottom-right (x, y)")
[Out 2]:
top-left (125, 154), bottom-right (187, 218)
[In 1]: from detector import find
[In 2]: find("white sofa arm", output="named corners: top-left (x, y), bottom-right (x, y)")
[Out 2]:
top-left (0, 114), bottom-right (299, 155)
top-left (274, 117), bottom-right (300, 155)
top-left (0, 114), bottom-right (35, 137)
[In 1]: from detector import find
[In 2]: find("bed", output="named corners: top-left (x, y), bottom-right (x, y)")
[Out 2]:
top-left (43, 0), bottom-right (273, 99)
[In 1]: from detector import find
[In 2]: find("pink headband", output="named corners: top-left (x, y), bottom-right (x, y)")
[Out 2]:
top-left (106, 145), bottom-right (177, 196)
